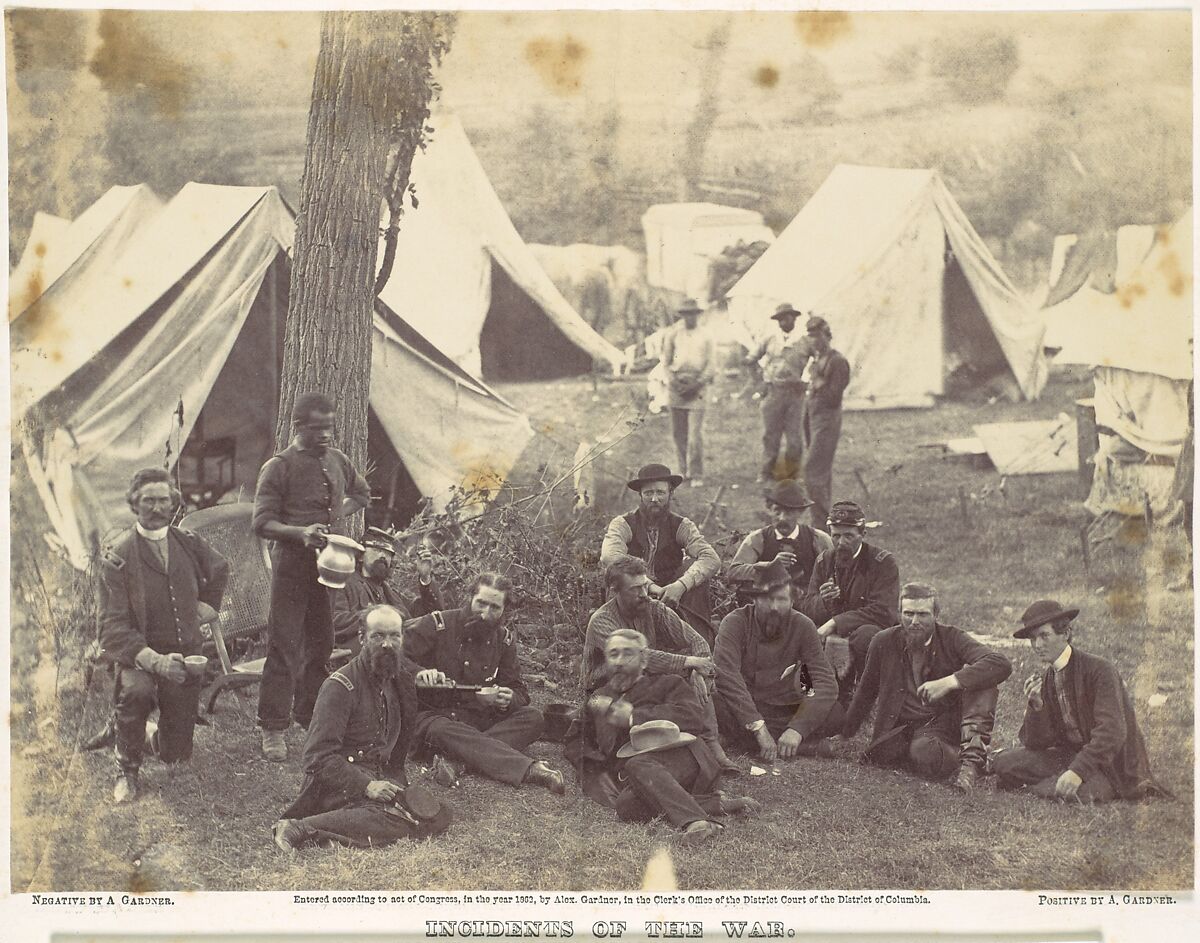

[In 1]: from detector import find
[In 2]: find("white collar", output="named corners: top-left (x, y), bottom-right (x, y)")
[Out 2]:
top-left (773, 523), bottom-right (801, 540)
top-left (852, 543), bottom-right (863, 560)
top-left (1052, 644), bottom-right (1073, 673)
top-left (136, 523), bottom-right (169, 542)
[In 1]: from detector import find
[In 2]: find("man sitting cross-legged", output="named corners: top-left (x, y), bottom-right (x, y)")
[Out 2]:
top-left (713, 561), bottom-right (841, 763)
top-left (566, 629), bottom-right (760, 845)
top-left (272, 605), bottom-right (452, 850)
top-left (841, 582), bottom-right (1012, 791)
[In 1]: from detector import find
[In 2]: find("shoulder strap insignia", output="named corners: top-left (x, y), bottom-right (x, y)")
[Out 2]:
top-left (330, 670), bottom-right (354, 691)
top-left (874, 548), bottom-right (891, 563)
top-left (432, 611), bottom-right (447, 632)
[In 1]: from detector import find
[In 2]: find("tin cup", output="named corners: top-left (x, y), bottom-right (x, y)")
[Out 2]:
top-left (184, 655), bottom-right (209, 679)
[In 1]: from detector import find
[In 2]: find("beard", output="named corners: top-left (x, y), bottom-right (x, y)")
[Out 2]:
top-left (757, 607), bottom-right (786, 640)
top-left (606, 663), bottom-right (643, 692)
top-left (367, 646), bottom-right (400, 679)
top-left (364, 559), bottom-right (390, 581)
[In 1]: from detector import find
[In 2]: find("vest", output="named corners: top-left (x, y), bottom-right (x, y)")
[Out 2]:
top-left (761, 526), bottom-right (818, 588)
top-left (623, 510), bottom-right (685, 584)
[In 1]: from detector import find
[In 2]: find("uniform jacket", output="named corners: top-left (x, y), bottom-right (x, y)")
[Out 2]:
top-left (600, 508), bottom-right (719, 590)
top-left (843, 622), bottom-right (1012, 749)
top-left (713, 604), bottom-right (838, 738)
top-left (798, 541), bottom-right (900, 635)
top-left (1019, 647), bottom-right (1169, 799)
top-left (727, 524), bottom-right (833, 593)
top-left (282, 652), bottom-right (418, 819)
top-left (402, 606), bottom-right (531, 723)
top-left (580, 597), bottom-right (710, 689)
top-left (807, 349), bottom-right (851, 412)
top-left (98, 526), bottom-right (229, 668)
top-left (332, 571), bottom-right (443, 645)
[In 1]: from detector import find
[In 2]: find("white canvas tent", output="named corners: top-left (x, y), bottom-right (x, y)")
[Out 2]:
top-left (727, 165), bottom-right (1048, 409)
top-left (375, 116), bottom-right (623, 381)
top-left (642, 202), bottom-right (775, 305)
top-left (13, 183), bottom-right (534, 568)
top-left (9, 212), bottom-right (67, 319)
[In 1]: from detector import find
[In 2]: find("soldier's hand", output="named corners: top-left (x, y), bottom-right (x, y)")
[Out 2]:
top-left (818, 580), bottom-right (841, 603)
top-left (197, 602), bottom-right (219, 625)
top-left (660, 582), bottom-right (686, 606)
top-left (587, 694), bottom-right (614, 716)
top-left (1055, 769), bottom-right (1083, 801)
top-left (774, 550), bottom-right (797, 567)
top-left (684, 656), bottom-right (716, 678)
top-left (494, 687), bottom-right (514, 708)
top-left (755, 727), bottom-right (778, 762)
top-left (415, 669), bottom-right (449, 686)
top-left (647, 582), bottom-right (666, 600)
top-left (366, 780), bottom-right (401, 802)
top-left (160, 652), bottom-right (187, 684)
top-left (300, 523), bottom-right (329, 548)
top-left (778, 728), bottom-right (803, 759)
top-left (1024, 674), bottom-right (1044, 710)
top-left (918, 676), bottom-right (959, 704)
top-left (608, 699), bottom-right (634, 728)
top-left (415, 542), bottom-right (434, 580)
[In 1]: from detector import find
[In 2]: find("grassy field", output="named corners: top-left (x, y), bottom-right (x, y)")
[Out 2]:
top-left (9, 369), bottom-right (1193, 892)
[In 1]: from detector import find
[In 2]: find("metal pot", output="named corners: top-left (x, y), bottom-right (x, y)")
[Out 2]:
top-left (316, 534), bottom-right (365, 588)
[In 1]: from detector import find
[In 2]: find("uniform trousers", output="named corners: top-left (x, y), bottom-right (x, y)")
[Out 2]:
top-left (416, 706), bottom-right (544, 785)
top-left (614, 744), bottom-right (721, 828)
top-left (258, 559), bottom-right (333, 732)
top-left (992, 746), bottom-right (1116, 802)
top-left (713, 693), bottom-right (845, 752)
top-left (803, 402), bottom-right (842, 530)
top-left (670, 407), bottom-right (705, 478)
top-left (761, 385), bottom-right (806, 479)
top-left (115, 666), bottom-right (202, 773)
top-left (867, 687), bottom-right (999, 779)
top-left (833, 624), bottom-right (886, 706)
top-left (289, 799), bottom-right (452, 849)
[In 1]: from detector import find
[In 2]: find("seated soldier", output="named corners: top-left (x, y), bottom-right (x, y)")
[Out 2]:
top-left (273, 605), bottom-right (452, 850)
top-left (402, 572), bottom-right (565, 794)
top-left (582, 555), bottom-right (739, 773)
top-left (841, 582), bottom-right (1012, 791)
top-left (992, 600), bottom-right (1172, 803)
top-left (713, 561), bottom-right (841, 762)
top-left (566, 629), bottom-right (759, 844)
top-left (797, 500), bottom-right (899, 703)
top-left (727, 479), bottom-right (833, 603)
top-left (332, 527), bottom-right (442, 652)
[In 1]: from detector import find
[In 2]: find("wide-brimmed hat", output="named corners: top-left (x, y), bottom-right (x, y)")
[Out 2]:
top-left (806, 315), bottom-right (831, 336)
top-left (744, 560), bottom-right (793, 596)
top-left (771, 303), bottom-right (802, 321)
top-left (1014, 600), bottom-right (1079, 639)
top-left (362, 526), bottom-right (398, 554)
top-left (676, 298), bottom-right (703, 317)
top-left (765, 479), bottom-right (814, 510)
top-left (616, 720), bottom-right (696, 758)
top-left (627, 463), bottom-right (683, 491)
top-left (827, 501), bottom-right (866, 528)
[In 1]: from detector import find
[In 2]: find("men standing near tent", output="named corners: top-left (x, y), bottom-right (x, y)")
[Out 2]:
top-left (253, 392), bottom-right (371, 762)
top-left (332, 528), bottom-right (443, 653)
top-left (992, 600), bottom-right (1171, 803)
top-left (600, 463), bottom-right (721, 643)
top-left (727, 479), bottom-right (833, 602)
top-left (802, 316), bottom-right (851, 529)
top-left (97, 468), bottom-right (229, 802)
top-left (841, 582), bottom-right (1011, 791)
top-left (747, 303), bottom-right (812, 482)
top-left (661, 298), bottom-right (714, 487)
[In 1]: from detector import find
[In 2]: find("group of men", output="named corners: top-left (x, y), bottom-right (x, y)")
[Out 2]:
top-left (94, 391), bottom-right (1170, 854)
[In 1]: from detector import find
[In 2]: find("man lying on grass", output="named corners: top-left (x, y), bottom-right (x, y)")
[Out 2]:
top-left (566, 629), bottom-right (760, 845)
top-left (992, 600), bottom-right (1173, 804)
top-left (841, 581), bottom-right (1011, 791)
top-left (273, 605), bottom-right (452, 850)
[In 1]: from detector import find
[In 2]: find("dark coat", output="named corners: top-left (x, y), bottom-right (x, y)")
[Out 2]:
top-left (98, 526), bottom-right (229, 667)
top-left (1019, 647), bottom-right (1169, 800)
top-left (843, 623), bottom-right (1012, 750)
top-left (283, 652), bottom-right (418, 819)
top-left (332, 570), bottom-right (442, 646)
top-left (798, 541), bottom-right (899, 635)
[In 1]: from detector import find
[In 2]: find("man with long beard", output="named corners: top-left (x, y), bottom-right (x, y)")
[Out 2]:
top-left (402, 573), bottom-right (565, 794)
top-left (713, 562), bottom-right (841, 762)
top-left (566, 629), bottom-right (759, 845)
top-left (273, 605), bottom-right (452, 850)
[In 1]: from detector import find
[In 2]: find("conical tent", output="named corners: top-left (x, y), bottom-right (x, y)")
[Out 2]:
top-left (375, 115), bottom-right (623, 381)
top-left (13, 183), bottom-right (534, 568)
top-left (727, 164), bottom-right (1048, 409)
top-left (9, 211), bottom-right (68, 320)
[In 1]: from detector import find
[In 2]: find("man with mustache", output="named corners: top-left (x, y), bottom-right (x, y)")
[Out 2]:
top-left (991, 600), bottom-right (1171, 803)
top-left (402, 572), bottom-right (565, 794)
top-left (600, 463), bottom-right (720, 643)
top-left (332, 528), bottom-right (443, 652)
top-left (253, 391), bottom-right (371, 762)
top-left (727, 479), bottom-right (833, 603)
top-left (96, 467), bottom-right (229, 803)
top-left (566, 629), bottom-right (759, 844)
top-left (273, 605), bottom-right (452, 850)
top-left (798, 500), bottom-right (899, 705)
top-left (747, 302), bottom-right (812, 482)
top-left (841, 582), bottom-right (1011, 791)
top-left (713, 562), bottom-right (840, 762)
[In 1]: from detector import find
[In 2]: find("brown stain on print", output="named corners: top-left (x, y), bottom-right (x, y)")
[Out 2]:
top-left (794, 11), bottom-right (852, 47)
top-left (525, 35), bottom-right (589, 96)
top-left (754, 64), bottom-right (780, 89)
top-left (89, 10), bottom-right (192, 119)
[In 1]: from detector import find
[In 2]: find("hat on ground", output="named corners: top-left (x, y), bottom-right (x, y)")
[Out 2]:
top-left (806, 315), bottom-right (831, 335)
top-left (765, 479), bottom-right (814, 510)
top-left (771, 303), bottom-right (802, 321)
top-left (676, 298), bottom-right (703, 316)
top-left (744, 560), bottom-right (793, 596)
top-left (362, 527), bottom-right (398, 554)
top-left (827, 501), bottom-right (866, 528)
top-left (616, 720), bottom-right (697, 758)
top-left (1014, 599), bottom-right (1079, 639)
top-left (627, 463), bottom-right (684, 491)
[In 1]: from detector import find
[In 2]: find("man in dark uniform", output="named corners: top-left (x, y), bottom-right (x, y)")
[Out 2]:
top-left (332, 528), bottom-right (442, 652)
top-left (403, 572), bottom-right (565, 794)
top-left (97, 468), bottom-right (229, 803)
top-left (992, 600), bottom-right (1172, 803)
top-left (566, 629), bottom-right (759, 845)
top-left (841, 582), bottom-right (1011, 791)
top-left (802, 316), bottom-right (851, 530)
top-left (727, 479), bottom-right (833, 603)
top-left (713, 562), bottom-right (841, 762)
top-left (253, 391), bottom-right (371, 762)
top-left (798, 500), bottom-right (899, 705)
top-left (273, 605), bottom-right (452, 850)
top-left (600, 463), bottom-right (720, 643)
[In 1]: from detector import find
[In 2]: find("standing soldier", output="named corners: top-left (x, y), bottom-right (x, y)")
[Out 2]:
top-left (253, 392), bottom-right (371, 762)
top-left (97, 468), bottom-right (229, 802)
top-left (661, 298), bottom-right (715, 487)
top-left (727, 479), bottom-right (833, 603)
top-left (802, 315), bottom-right (851, 530)
top-left (747, 303), bottom-right (811, 482)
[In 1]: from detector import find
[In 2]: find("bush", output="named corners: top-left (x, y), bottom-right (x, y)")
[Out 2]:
top-left (930, 30), bottom-right (1020, 104)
